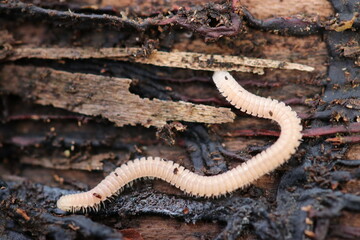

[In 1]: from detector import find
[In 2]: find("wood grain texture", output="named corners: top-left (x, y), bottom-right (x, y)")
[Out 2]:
top-left (240, 0), bottom-right (333, 19)
top-left (123, 216), bottom-right (223, 240)
top-left (20, 153), bottom-right (114, 171)
top-left (0, 65), bottom-right (235, 128)
top-left (1, 47), bottom-right (314, 75)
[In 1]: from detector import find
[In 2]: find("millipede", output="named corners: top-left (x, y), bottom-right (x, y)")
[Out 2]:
top-left (57, 71), bottom-right (303, 212)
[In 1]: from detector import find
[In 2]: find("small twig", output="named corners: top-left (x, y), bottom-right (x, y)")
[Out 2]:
top-left (0, 0), bottom-right (148, 31)
top-left (223, 122), bottom-right (360, 138)
top-left (242, 8), bottom-right (322, 36)
top-left (0, 1), bottom-right (242, 40)
top-left (224, 129), bottom-right (280, 137)
top-left (303, 123), bottom-right (360, 137)
top-left (326, 135), bottom-right (360, 144)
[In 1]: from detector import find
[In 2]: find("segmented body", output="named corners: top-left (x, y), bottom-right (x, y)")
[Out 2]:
top-left (57, 71), bottom-right (302, 212)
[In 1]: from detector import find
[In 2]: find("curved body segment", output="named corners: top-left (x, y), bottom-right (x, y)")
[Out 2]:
top-left (57, 71), bottom-right (302, 212)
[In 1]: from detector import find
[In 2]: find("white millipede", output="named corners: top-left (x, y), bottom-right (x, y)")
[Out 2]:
top-left (57, 71), bottom-right (303, 212)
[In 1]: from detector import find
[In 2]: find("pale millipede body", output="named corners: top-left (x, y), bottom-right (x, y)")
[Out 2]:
top-left (57, 71), bottom-right (303, 212)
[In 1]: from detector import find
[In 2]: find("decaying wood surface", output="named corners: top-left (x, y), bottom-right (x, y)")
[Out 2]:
top-left (0, 65), bottom-right (235, 128)
top-left (20, 152), bottom-right (114, 171)
top-left (1, 0), bottom-right (360, 239)
top-left (241, 0), bottom-right (333, 18)
top-left (2, 47), bottom-right (314, 75)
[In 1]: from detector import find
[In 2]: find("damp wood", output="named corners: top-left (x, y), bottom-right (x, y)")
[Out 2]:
top-left (0, 65), bottom-right (235, 128)
top-left (1, 47), bottom-right (314, 75)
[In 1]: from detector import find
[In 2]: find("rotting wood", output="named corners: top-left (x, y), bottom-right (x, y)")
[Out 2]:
top-left (0, 65), bottom-right (235, 128)
top-left (241, 0), bottom-right (333, 19)
top-left (20, 153), bottom-right (114, 171)
top-left (0, 0), bottom-right (359, 239)
top-left (1, 47), bottom-right (315, 74)
top-left (0, 1), bottom-right (243, 41)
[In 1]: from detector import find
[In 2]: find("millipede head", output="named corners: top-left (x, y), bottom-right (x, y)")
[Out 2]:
top-left (57, 195), bottom-right (74, 212)
top-left (212, 71), bottom-right (234, 87)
